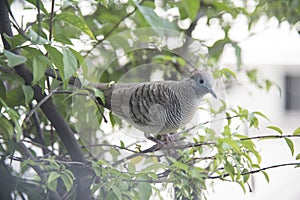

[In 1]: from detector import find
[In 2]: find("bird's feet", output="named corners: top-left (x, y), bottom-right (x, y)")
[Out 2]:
top-left (146, 133), bottom-right (176, 145)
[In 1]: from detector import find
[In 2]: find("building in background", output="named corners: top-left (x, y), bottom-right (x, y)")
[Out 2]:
top-left (208, 19), bottom-right (300, 200)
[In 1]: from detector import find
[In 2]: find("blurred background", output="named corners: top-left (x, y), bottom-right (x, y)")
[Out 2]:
top-left (1, 0), bottom-right (300, 199)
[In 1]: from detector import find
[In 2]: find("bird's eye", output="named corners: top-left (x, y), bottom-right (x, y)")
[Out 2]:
top-left (198, 78), bottom-right (204, 84)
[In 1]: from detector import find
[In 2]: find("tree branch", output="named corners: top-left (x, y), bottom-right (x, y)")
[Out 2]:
top-left (208, 162), bottom-right (300, 179)
top-left (0, 2), bottom-right (92, 199)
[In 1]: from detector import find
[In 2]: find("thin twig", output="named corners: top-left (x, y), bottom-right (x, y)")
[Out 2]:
top-left (208, 162), bottom-right (300, 179)
top-left (24, 86), bottom-right (61, 123)
top-left (82, 143), bottom-right (139, 154)
top-left (240, 134), bottom-right (300, 141)
top-left (49, 0), bottom-right (55, 42)
top-left (85, 1), bottom-right (144, 55)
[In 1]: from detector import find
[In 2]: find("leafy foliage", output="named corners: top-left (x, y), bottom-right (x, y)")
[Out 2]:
top-left (0, 0), bottom-right (300, 199)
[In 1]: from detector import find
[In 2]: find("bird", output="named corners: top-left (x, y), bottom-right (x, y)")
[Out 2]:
top-left (90, 70), bottom-right (217, 143)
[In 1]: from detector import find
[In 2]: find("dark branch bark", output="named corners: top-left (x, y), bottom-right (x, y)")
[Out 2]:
top-left (0, 0), bottom-right (85, 164)
top-left (0, 1), bottom-right (92, 199)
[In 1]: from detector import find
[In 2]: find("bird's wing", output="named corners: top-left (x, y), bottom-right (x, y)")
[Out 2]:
top-left (109, 82), bottom-right (182, 130)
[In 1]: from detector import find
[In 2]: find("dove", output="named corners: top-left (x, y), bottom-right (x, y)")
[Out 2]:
top-left (90, 70), bottom-right (217, 142)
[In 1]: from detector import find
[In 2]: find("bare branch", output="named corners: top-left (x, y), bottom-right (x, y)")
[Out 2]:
top-left (208, 162), bottom-right (300, 179)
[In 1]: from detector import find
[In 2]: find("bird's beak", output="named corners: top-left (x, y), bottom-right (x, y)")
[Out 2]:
top-left (209, 88), bottom-right (217, 99)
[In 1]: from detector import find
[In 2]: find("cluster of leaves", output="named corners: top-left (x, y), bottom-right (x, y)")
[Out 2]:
top-left (1, 0), bottom-right (300, 199)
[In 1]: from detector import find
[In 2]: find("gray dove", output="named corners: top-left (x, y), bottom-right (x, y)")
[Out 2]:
top-left (91, 70), bottom-right (217, 142)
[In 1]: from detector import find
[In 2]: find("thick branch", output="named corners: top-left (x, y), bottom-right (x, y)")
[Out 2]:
top-left (0, 2), bottom-right (92, 199)
top-left (0, 0), bottom-right (85, 163)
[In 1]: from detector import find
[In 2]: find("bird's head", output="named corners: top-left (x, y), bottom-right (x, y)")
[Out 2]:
top-left (188, 70), bottom-right (217, 99)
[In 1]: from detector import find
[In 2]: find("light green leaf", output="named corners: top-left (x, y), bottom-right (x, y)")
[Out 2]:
top-left (232, 43), bottom-right (242, 68)
top-left (285, 138), bottom-right (294, 156)
top-left (32, 56), bottom-right (47, 85)
top-left (262, 171), bottom-right (270, 183)
top-left (112, 185), bottom-right (122, 200)
top-left (142, 163), bottom-right (165, 172)
top-left (0, 116), bottom-right (14, 139)
top-left (179, 0), bottom-right (200, 21)
top-left (4, 50), bottom-right (27, 68)
top-left (296, 153), bottom-right (300, 160)
top-left (173, 161), bottom-right (189, 172)
top-left (61, 173), bottom-right (73, 192)
top-left (218, 68), bottom-right (237, 79)
top-left (237, 181), bottom-right (246, 193)
top-left (3, 33), bottom-right (27, 49)
top-left (48, 171), bottom-right (60, 183)
top-left (94, 88), bottom-right (105, 104)
top-left (135, 3), bottom-right (177, 30)
top-left (222, 138), bottom-right (241, 153)
top-left (127, 162), bottom-right (136, 173)
top-left (44, 44), bottom-right (64, 78)
top-left (21, 85), bottom-right (34, 105)
top-left (28, 28), bottom-right (48, 44)
top-left (224, 161), bottom-right (235, 180)
top-left (62, 47), bottom-right (78, 80)
top-left (26, 0), bottom-right (49, 14)
top-left (253, 111), bottom-right (270, 121)
top-left (266, 126), bottom-right (283, 135)
top-left (242, 170), bottom-right (250, 183)
top-left (47, 171), bottom-right (60, 191)
top-left (137, 182), bottom-right (152, 200)
top-left (56, 12), bottom-right (95, 39)
top-left (293, 127), bottom-right (300, 135)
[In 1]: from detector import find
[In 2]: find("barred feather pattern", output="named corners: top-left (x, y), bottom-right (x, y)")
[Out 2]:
top-left (91, 70), bottom-right (216, 136)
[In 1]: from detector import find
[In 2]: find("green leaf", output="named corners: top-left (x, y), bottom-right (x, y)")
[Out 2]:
top-left (120, 140), bottom-right (125, 148)
top-left (26, 0), bottom-right (49, 14)
top-left (62, 47), bottom-right (78, 80)
top-left (3, 33), bottom-right (27, 49)
top-left (222, 138), bottom-right (241, 153)
top-left (142, 163), bottom-right (165, 172)
top-left (60, 173), bottom-right (73, 192)
top-left (47, 171), bottom-right (60, 191)
top-left (242, 170), bottom-right (250, 183)
top-left (179, 0), bottom-right (200, 20)
top-left (0, 116), bottom-right (14, 139)
top-left (28, 28), bottom-right (48, 44)
top-left (0, 81), bottom-right (7, 100)
top-left (135, 3), bottom-right (177, 30)
top-left (262, 171), bottom-right (270, 183)
top-left (137, 182), bottom-right (152, 200)
top-left (48, 171), bottom-right (60, 183)
top-left (32, 56), bottom-right (47, 85)
top-left (94, 88), bottom-right (105, 104)
top-left (56, 12), bottom-right (95, 39)
top-left (265, 79), bottom-right (273, 91)
top-left (112, 185), bottom-right (122, 200)
top-left (253, 111), bottom-right (270, 121)
top-left (266, 126), bottom-right (283, 135)
top-left (173, 161), bottom-right (189, 172)
top-left (232, 43), bottom-right (242, 68)
top-left (22, 85), bottom-right (34, 105)
top-left (293, 127), bottom-right (300, 135)
top-left (44, 44), bottom-right (64, 77)
top-left (296, 153), bottom-right (300, 160)
top-left (4, 50), bottom-right (27, 68)
top-left (247, 69), bottom-right (258, 83)
top-left (284, 138), bottom-right (294, 156)
top-left (218, 68), bottom-right (237, 80)
top-left (209, 38), bottom-right (230, 60)
top-left (237, 181), bottom-right (246, 193)
top-left (224, 161), bottom-right (235, 180)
